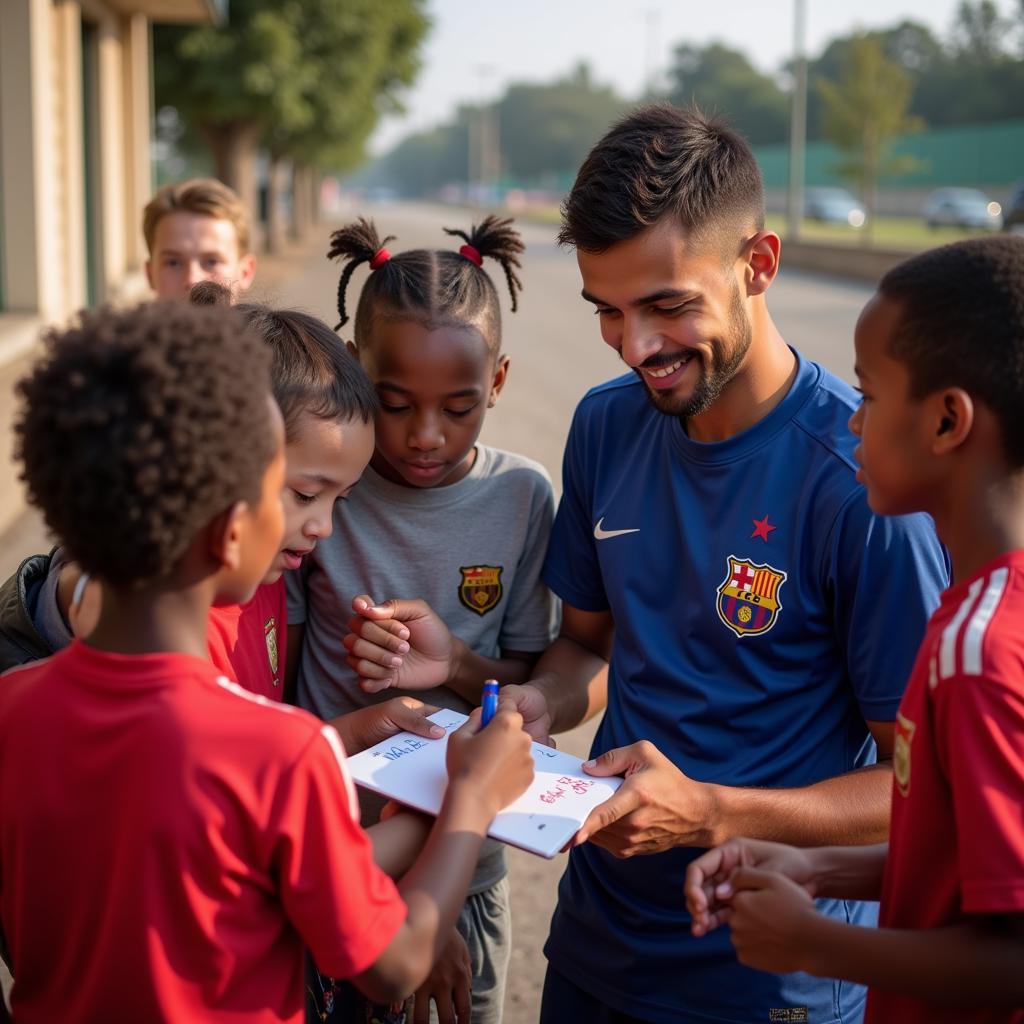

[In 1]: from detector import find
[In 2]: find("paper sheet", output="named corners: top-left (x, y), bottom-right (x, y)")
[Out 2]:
top-left (345, 710), bottom-right (623, 858)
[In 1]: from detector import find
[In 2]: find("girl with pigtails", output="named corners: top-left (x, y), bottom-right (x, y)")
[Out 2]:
top-left (287, 216), bottom-right (558, 1024)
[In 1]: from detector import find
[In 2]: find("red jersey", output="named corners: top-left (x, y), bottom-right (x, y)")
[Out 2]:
top-left (207, 579), bottom-right (287, 701)
top-left (867, 552), bottom-right (1024, 1024)
top-left (0, 641), bottom-right (406, 1023)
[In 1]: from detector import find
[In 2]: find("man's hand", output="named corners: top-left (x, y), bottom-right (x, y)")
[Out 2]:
top-left (574, 741), bottom-right (718, 856)
top-left (495, 683), bottom-right (553, 746)
top-left (685, 837), bottom-right (820, 937)
top-left (330, 697), bottom-right (444, 754)
top-left (724, 867), bottom-right (820, 975)
top-left (343, 595), bottom-right (455, 693)
top-left (411, 928), bottom-right (472, 1024)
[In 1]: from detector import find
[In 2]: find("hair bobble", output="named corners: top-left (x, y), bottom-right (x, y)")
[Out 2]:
top-left (369, 247), bottom-right (392, 270)
top-left (458, 244), bottom-right (483, 267)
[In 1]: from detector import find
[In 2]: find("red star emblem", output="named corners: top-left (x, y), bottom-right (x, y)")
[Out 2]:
top-left (751, 515), bottom-right (776, 542)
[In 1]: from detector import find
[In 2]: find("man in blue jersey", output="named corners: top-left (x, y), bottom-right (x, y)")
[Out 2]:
top-left (500, 106), bottom-right (950, 1024)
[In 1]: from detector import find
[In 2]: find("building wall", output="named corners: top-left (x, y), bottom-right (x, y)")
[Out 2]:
top-left (0, 0), bottom-right (156, 537)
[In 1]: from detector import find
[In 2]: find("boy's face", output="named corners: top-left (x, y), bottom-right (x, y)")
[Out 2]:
top-left (577, 217), bottom-right (754, 419)
top-left (263, 411), bottom-right (375, 583)
top-left (145, 212), bottom-right (255, 301)
top-left (849, 294), bottom-right (938, 516)
top-left (357, 320), bottom-right (508, 489)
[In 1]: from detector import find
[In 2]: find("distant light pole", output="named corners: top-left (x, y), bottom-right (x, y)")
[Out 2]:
top-left (645, 9), bottom-right (661, 98)
top-left (787, 0), bottom-right (808, 239)
top-left (469, 64), bottom-right (497, 208)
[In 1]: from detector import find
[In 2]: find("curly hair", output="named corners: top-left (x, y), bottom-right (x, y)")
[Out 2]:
top-left (559, 104), bottom-right (764, 254)
top-left (327, 214), bottom-right (524, 354)
top-left (234, 305), bottom-right (379, 441)
top-left (879, 235), bottom-right (1024, 466)
top-left (15, 302), bottom-right (277, 588)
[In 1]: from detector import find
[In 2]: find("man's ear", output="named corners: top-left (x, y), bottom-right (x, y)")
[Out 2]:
top-left (487, 354), bottom-right (511, 408)
top-left (932, 388), bottom-right (974, 455)
top-left (236, 253), bottom-right (257, 293)
top-left (742, 231), bottom-right (781, 297)
top-left (208, 501), bottom-right (250, 571)
top-left (346, 339), bottom-right (359, 359)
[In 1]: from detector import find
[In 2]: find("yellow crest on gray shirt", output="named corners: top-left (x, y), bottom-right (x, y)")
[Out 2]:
top-left (458, 565), bottom-right (503, 616)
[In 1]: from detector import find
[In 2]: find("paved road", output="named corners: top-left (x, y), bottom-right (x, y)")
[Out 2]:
top-left (0, 200), bottom-right (875, 1022)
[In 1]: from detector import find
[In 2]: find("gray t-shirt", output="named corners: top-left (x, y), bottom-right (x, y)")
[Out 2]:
top-left (287, 444), bottom-right (559, 892)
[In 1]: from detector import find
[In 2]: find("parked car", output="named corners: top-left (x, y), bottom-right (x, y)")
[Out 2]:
top-left (1003, 182), bottom-right (1024, 233)
top-left (922, 188), bottom-right (1002, 230)
top-left (804, 187), bottom-right (866, 227)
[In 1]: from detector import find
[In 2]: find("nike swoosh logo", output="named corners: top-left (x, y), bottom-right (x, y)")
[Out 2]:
top-left (593, 517), bottom-right (641, 540)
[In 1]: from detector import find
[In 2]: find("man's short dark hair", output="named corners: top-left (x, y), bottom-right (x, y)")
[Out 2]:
top-left (15, 302), bottom-right (277, 588)
top-left (879, 235), bottom-right (1024, 466)
top-left (559, 104), bottom-right (765, 254)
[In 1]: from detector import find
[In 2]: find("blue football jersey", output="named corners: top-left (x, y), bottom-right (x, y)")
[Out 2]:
top-left (542, 353), bottom-right (950, 1024)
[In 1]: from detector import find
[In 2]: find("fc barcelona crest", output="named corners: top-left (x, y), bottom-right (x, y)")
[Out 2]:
top-left (458, 565), bottom-right (503, 616)
top-left (716, 555), bottom-right (787, 638)
top-left (264, 617), bottom-right (280, 680)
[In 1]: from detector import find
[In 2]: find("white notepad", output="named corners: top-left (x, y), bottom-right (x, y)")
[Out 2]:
top-left (346, 710), bottom-right (623, 859)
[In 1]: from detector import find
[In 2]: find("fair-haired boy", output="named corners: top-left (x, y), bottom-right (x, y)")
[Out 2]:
top-left (0, 301), bottom-right (533, 1022)
top-left (686, 236), bottom-right (1024, 1021)
top-left (143, 177), bottom-right (256, 300)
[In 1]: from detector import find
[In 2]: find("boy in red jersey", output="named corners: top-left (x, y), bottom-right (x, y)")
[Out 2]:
top-left (685, 236), bottom-right (1024, 1021)
top-left (0, 302), bottom-right (534, 1023)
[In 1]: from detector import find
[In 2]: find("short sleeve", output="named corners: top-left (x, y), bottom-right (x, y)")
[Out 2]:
top-left (284, 564), bottom-right (309, 626)
top-left (825, 496), bottom-right (949, 721)
top-left (542, 406), bottom-right (609, 612)
top-left (498, 469), bottom-right (559, 652)
top-left (272, 727), bottom-right (406, 978)
top-left (935, 673), bottom-right (1024, 915)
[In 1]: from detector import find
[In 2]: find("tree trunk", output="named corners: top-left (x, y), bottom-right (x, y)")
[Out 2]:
top-left (201, 121), bottom-right (262, 249)
top-left (290, 164), bottom-right (313, 242)
top-left (264, 152), bottom-right (287, 255)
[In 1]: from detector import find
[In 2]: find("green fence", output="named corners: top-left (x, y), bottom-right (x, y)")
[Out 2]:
top-left (754, 119), bottom-right (1024, 190)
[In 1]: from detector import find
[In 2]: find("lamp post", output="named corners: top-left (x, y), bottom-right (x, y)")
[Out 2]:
top-left (787, 0), bottom-right (808, 239)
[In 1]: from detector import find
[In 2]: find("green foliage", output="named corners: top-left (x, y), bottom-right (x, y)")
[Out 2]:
top-left (817, 35), bottom-right (924, 218)
top-left (497, 65), bottom-right (627, 179)
top-left (153, 0), bottom-right (429, 173)
top-left (664, 43), bottom-right (789, 144)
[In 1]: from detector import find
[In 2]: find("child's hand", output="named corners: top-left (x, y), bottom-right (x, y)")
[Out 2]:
top-left (724, 868), bottom-right (820, 975)
top-left (410, 927), bottom-right (472, 1024)
top-left (329, 697), bottom-right (444, 754)
top-left (343, 595), bottom-right (456, 693)
top-left (685, 837), bottom-right (820, 937)
top-left (445, 703), bottom-right (534, 818)
top-left (496, 683), bottom-right (554, 746)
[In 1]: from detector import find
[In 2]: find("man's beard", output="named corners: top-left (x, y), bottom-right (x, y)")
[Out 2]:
top-left (637, 286), bottom-right (752, 420)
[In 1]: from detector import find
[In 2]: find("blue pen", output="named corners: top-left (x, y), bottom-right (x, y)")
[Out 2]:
top-left (481, 679), bottom-right (499, 727)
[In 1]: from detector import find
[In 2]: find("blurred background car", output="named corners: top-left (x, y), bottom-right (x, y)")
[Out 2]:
top-left (922, 188), bottom-right (1003, 230)
top-left (804, 187), bottom-right (867, 227)
top-left (1003, 182), bottom-right (1024, 233)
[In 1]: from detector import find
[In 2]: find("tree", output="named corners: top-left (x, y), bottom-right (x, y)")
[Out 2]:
top-left (153, 0), bottom-right (428, 249)
top-left (817, 35), bottom-right (924, 237)
top-left (497, 65), bottom-right (626, 180)
top-left (950, 0), bottom-right (1010, 63)
top-left (664, 43), bottom-right (789, 144)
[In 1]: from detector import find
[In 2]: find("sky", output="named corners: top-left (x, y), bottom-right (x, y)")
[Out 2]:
top-left (370, 0), bottom-right (1012, 154)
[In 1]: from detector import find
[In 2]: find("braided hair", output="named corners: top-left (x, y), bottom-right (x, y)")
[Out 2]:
top-left (326, 215), bottom-right (524, 354)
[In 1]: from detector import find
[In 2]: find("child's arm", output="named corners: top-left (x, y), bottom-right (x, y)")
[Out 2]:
top-left (720, 866), bottom-right (1024, 1006)
top-left (328, 696), bottom-right (446, 754)
top-left (342, 595), bottom-right (540, 703)
top-left (350, 704), bottom-right (534, 1003)
top-left (685, 837), bottom-right (887, 935)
